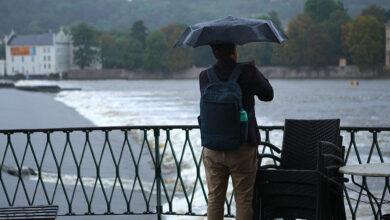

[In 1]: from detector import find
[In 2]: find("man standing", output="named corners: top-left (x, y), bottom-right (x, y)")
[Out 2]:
top-left (199, 43), bottom-right (274, 220)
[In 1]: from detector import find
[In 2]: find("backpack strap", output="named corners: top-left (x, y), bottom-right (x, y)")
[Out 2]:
top-left (206, 67), bottom-right (220, 83)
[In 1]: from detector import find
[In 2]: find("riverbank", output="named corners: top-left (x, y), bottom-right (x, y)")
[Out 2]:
top-left (64, 65), bottom-right (388, 80)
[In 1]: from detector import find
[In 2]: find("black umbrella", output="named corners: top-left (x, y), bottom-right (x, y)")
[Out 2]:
top-left (174, 16), bottom-right (288, 48)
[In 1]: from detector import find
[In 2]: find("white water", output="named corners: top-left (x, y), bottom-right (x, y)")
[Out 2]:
top-left (14, 79), bottom-right (390, 219)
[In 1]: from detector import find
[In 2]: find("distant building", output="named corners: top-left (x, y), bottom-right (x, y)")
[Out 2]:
top-left (386, 22), bottom-right (390, 70)
top-left (0, 60), bottom-right (5, 76)
top-left (3, 28), bottom-right (101, 76)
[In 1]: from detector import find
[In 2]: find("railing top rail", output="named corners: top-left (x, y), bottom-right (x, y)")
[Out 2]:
top-left (0, 125), bottom-right (389, 133)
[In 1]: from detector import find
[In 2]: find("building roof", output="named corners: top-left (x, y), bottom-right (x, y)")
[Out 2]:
top-left (8, 33), bottom-right (53, 46)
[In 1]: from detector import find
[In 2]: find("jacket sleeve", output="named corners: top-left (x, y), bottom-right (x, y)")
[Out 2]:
top-left (240, 65), bottom-right (274, 102)
top-left (199, 70), bottom-right (208, 93)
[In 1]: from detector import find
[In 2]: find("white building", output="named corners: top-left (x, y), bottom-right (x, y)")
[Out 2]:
top-left (386, 22), bottom-right (390, 70)
top-left (0, 60), bottom-right (5, 76)
top-left (3, 29), bottom-right (101, 76)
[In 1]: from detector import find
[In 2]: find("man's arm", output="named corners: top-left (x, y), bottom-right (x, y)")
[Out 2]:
top-left (241, 64), bottom-right (274, 101)
top-left (199, 70), bottom-right (209, 93)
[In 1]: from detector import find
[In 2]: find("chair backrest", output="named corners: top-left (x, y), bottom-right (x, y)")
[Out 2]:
top-left (280, 119), bottom-right (340, 170)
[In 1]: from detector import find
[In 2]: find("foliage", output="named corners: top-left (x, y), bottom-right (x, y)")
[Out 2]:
top-left (323, 9), bottom-right (351, 63)
top-left (193, 47), bottom-right (216, 67)
top-left (361, 4), bottom-right (388, 23)
top-left (275, 14), bottom-right (313, 67)
top-left (345, 15), bottom-right (384, 70)
top-left (131, 20), bottom-right (148, 49)
top-left (0, 43), bottom-right (5, 59)
top-left (304, 0), bottom-right (345, 23)
top-left (274, 13), bottom-right (333, 68)
top-left (160, 23), bottom-right (193, 72)
top-left (122, 37), bottom-right (143, 70)
top-left (71, 23), bottom-right (99, 69)
top-left (237, 11), bottom-right (283, 66)
top-left (143, 31), bottom-right (170, 72)
top-left (99, 34), bottom-right (121, 68)
top-left (2, 0), bottom-right (390, 38)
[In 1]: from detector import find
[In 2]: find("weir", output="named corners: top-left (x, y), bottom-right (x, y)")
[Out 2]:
top-left (0, 125), bottom-right (389, 219)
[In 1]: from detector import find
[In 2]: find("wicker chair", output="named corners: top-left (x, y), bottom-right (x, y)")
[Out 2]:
top-left (318, 140), bottom-right (347, 220)
top-left (253, 119), bottom-right (344, 220)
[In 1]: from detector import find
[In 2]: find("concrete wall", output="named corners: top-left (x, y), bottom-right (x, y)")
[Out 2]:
top-left (66, 65), bottom-right (382, 80)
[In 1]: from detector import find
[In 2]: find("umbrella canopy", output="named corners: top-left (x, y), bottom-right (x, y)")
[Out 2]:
top-left (174, 16), bottom-right (288, 48)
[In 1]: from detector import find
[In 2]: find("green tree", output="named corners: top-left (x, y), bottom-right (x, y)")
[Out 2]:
top-left (362, 4), bottom-right (388, 23)
top-left (346, 15), bottom-right (384, 70)
top-left (0, 43), bottom-right (5, 59)
top-left (122, 37), bottom-right (143, 70)
top-left (387, 9), bottom-right (390, 22)
top-left (273, 14), bottom-right (312, 67)
top-left (237, 11), bottom-right (283, 66)
top-left (161, 23), bottom-right (193, 72)
top-left (99, 33), bottom-right (121, 68)
top-left (273, 13), bottom-right (333, 68)
top-left (143, 31), bottom-right (170, 72)
top-left (131, 20), bottom-right (148, 49)
top-left (304, 0), bottom-right (345, 23)
top-left (306, 23), bottom-right (333, 68)
top-left (323, 9), bottom-right (351, 63)
top-left (71, 23), bottom-right (99, 69)
top-left (193, 46), bottom-right (216, 67)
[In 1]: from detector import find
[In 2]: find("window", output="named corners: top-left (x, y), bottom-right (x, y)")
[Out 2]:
top-left (21, 56), bottom-right (24, 62)
top-left (48, 48), bottom-right (50, 52)
top-left (12, 57), bottom-right (14, 62)
top-left (43, 48), bottom-right (46, 52)
top-left (43, 56), bottom-right (46, 61)
top-left (31, 56), bottom-right (34, 62)
top-left (48, 64), bottom-right (51, 69)
top-left (12, 67), bottom-right (14, 73)
top-left (48, 56), bottom-right (50, 61)
top-left (44, 64), bottom-right (46, 69)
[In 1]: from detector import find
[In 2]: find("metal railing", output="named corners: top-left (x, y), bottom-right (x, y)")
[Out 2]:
top-left (0, 125), bottom-right (389, 219)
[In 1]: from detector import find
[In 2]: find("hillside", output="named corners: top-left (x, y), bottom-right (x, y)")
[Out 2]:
top-left (0, 0), bottom-right (389, 37)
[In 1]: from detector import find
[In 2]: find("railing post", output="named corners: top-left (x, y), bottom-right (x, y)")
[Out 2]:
top-left (154, 128), bottom-right (162, 220)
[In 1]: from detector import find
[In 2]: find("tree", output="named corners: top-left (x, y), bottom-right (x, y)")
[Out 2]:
top-left (323, 9), bottom-right (351, 64)
top-left (362, 4), bottom-right (387, 23)
top-left (99, 33), bottom-right (121, 68)
top-left (160, 23), bottom-right (193, 72)
top-left (237, 11), bottom-right (283, 66)
top-left (304, 0), bottom-right (345, 23)
top-left (71, 23), bottom-right (99, 69)
top-left (131, 20), bottom-right (148, 49)
top-left (193, 46), bottom-right (215, 67)
top-left (273, 14), bottom-right (313, 67)
top-left (346, 15), bottom-right (384, 70)
top-left (0, 43), bottom-right (5, 59)
top-left (273, 13), bottom-right (333, 68)
top-left (305, 23), bottom-right (333, 68)
top-left (122, 37), bottom-right (143, 70)
top-left (143, 31), bottom-right (170, 72)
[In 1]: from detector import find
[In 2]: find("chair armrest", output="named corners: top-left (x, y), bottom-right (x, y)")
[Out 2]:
top-left (319, 141), bottom-right (342, 155)
top-left (259, 164), bottom-right (281, 170)
top-left (322, 154), bottom-right (345, 165)
top-left (258, 153), bottom-right (281, 162)
top-left (259, 141), bottom-right (281, 154)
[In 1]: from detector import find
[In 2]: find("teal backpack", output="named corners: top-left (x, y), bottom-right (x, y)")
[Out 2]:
top-left (198, 63), bottom-right (249, 151)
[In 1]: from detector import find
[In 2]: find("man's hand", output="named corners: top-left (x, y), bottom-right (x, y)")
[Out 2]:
top-left (251, 59), bottom-right (256, 67)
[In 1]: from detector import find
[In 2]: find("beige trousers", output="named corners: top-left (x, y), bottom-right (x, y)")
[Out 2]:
top-left (203, 143), bottom-right (257, 220)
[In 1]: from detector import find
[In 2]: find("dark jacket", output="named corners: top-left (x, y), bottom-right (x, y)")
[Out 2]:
top-left (199, 58), bottom-right (274, 146)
